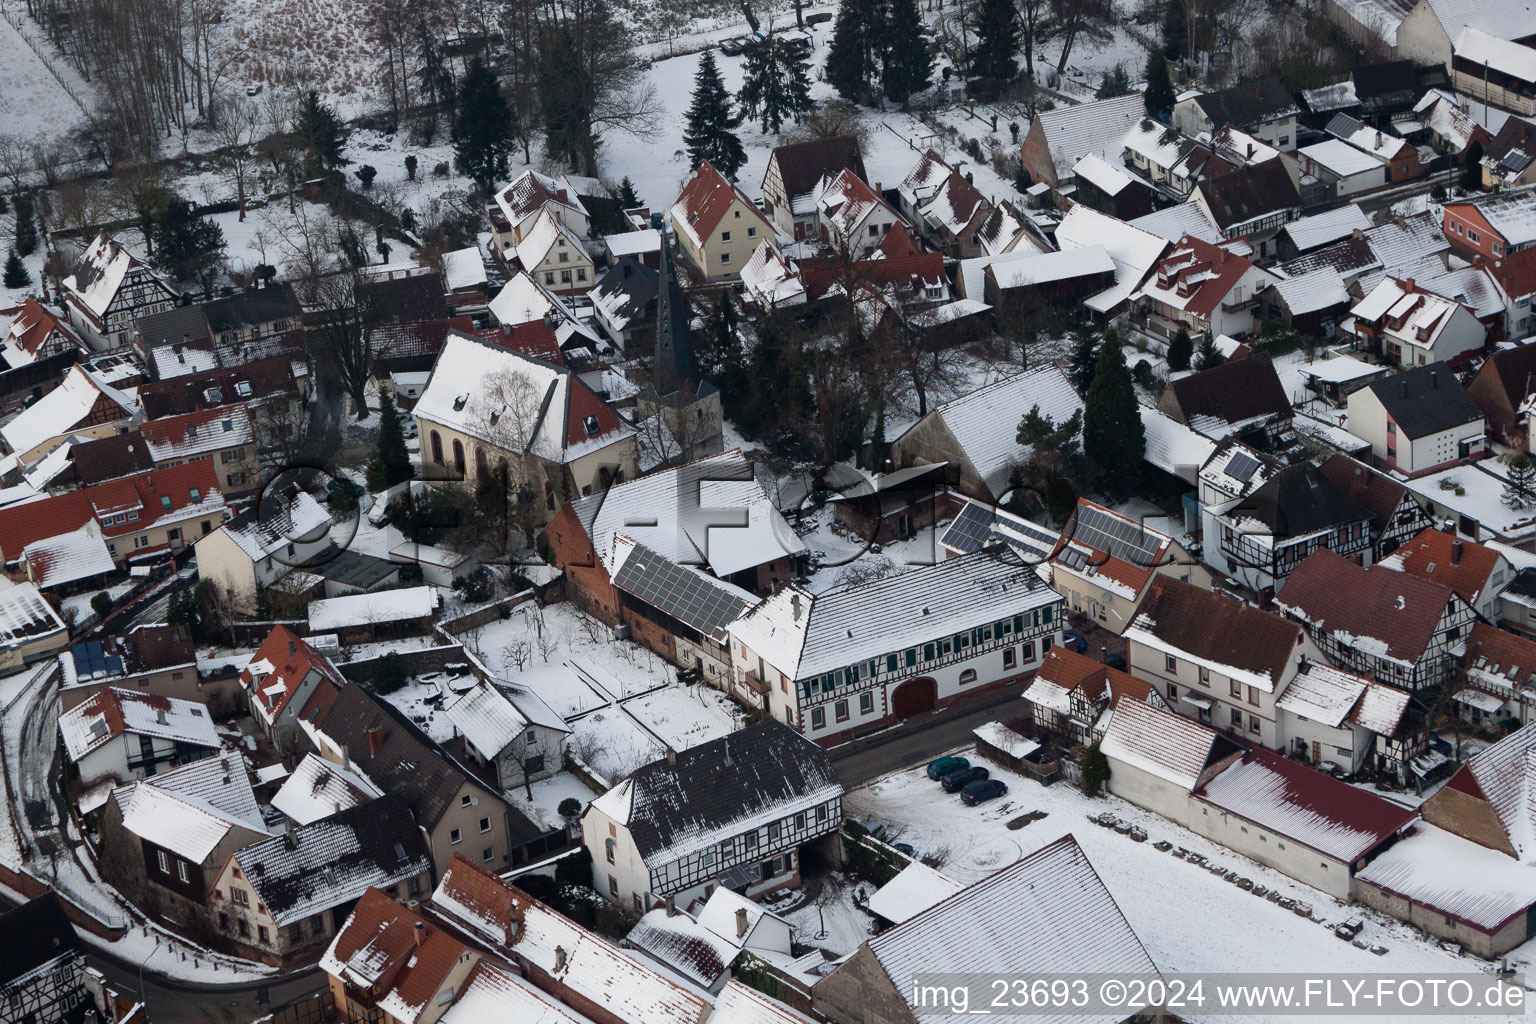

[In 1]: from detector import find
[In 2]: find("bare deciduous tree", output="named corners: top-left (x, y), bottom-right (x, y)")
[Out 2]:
top-left (211, 93), bottom-right (262, 221)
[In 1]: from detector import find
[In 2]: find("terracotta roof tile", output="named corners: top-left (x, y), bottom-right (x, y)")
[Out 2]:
top-left (1388, 528), bottom-right (1503, 607)
top-left (324, 889), bottom-right (472, 1022)
top-left (1131, 577), bottom-right (1302, 687)
top-left (1277, 547), bottom-right (1455, 663)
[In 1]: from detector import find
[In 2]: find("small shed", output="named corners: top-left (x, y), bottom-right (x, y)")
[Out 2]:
top-left (390, 540), bottom-right (476, 587)
top-left (972, 721), bottom-right (1040, 773)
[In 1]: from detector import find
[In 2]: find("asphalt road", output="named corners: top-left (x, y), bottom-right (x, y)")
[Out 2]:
top-left (829, 678), bottom-right (1029, 788)
top-left (87, 954), bottom-right (324, 1024)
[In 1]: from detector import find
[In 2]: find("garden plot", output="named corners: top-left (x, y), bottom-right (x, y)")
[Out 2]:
top-left (847, 752), bottom-right (1507, 1023)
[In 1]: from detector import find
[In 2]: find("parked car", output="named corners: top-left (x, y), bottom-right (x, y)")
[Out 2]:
top-left (961, 778), bottom-right (1008, 805)
top-left (366, 507), bottom-right (391, 528)
top-left (926, 755), bottom-right (969, 780)
top-left (1107, 653), bottom-right (1128, 671)
top-left (941, 765), bottom-right (990, 793)
top-left (1062, 631), bottom-right (1088, 653)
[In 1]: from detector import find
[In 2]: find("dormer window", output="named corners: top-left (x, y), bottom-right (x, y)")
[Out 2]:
top-left (235, 382), bottom-right (252, 397)
top-left (189, 488), bottom-right (202, 503)
top-left (453, 393), bottom-right (469, 411)
top-left (160, 495), bottom-right (172, 511)
top-left (187, 424), bottom-right (198, 439)
top-left (222, 419), bottom-right (234, 432)
top-left (584, 415), bottom-right (600, 437)
top-left (204, 387), bottom-right (223, 403)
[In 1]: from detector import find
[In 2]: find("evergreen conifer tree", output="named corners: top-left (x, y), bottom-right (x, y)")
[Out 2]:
top-left (739, 35), bottom-right (815, 134)
top-left (1145, 51), bottom-right (1175, 120)
top-left (1195, 336), bottom-right (1225, 370)
top-left (1096, 64), bottom-right (1131, 98)
top-left (970, 0), bottom-right (1020, 81)
top-left (1070, 329), bottom-right (1099, 392)
top-left (2, 251), bottom-right (28, 290)
top-left (1162, 0), bottom-right (1187, 59)
top-left (1167, 327), bottom-right (1192, 371)
top-left (13, 194), bottom-right (37, 258)
top-left (617, 177), bottom-right (642, 208)
top-left (150, 198), bottom-right (226, 292)
top-left (827, 0), bottom-right (882, 103)
top-left (453, 58), bottom-right (516, 194)
top-left (367, 396), bottom-right (414, 492)
top-left (684, 51), bottom-right (748, 179)
top-left (1082, 334), bottom-right (1145, 496)
top-left (881, 0), bottom-right (932, 105)
top-left (298, 91), bottom-right (350, 175)
top-left (1504, 454), bottom-right (1536, 510)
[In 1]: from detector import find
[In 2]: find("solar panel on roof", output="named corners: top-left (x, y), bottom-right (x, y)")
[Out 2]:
top-left (1226, 451), bottom-right (1261, 483)
top-left (612, 544), bottom-right (753, 637)
top-left (1067, 504), bottom-right (1164, 568)
top-left (941, 502), bottom-right (995, 553)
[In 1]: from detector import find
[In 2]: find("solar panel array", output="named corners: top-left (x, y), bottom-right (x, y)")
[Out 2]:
top-left (1226, 451), bottom-right (1261, 483)
top-left (941, 501), bottom-right (1060, 558)
top-left (612, 543), bottom-right (753, 638)
top-left (1064, 504), bottom-right (1164, 569)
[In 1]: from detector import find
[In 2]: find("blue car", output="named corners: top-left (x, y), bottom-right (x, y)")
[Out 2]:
top-left (926, 755), bottom-right (969, 780)
top-left (1062, 631), bottom-right (1088, 653)
top-left (961, 778), bottom-right (1008, 806)
top-left (941, 765), bottom-right (990, 793)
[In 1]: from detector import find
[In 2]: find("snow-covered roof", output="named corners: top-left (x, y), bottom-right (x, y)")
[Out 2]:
top-left (987, 246), bottom-right (1115, 289)
top-left (1423, 265), bottom-right (1505, 320)
top-left (903, 365), bottom-right (1084, 498)
top-left (1270, 271), bottom-right (1352, 316)
top-left (1130, 202), bottom-right (1224, 245)
top-left (217, 490), bottom-right (332, 563)
top-left (867, 861), bottom-right (964, 924)
top-left (1342, 124), bottom-right (1413, 160)
top-left (712, 981), bottom-right (815, 1024)
top-left (731, 552), bottom-right (1060, 682)
top-left (1302, 79), bottom-right (1361, 112)
top-left (740, 240), bottom-right (806, 308)
top-left (571, 448), bottom-right (803, 580)
top-left (865, 834), bottom-right (1159, 1022)
top-left (1274, 663), bottom-right (1369, 727)
top-left (323, 890), bottom-right (476, 1024)
top-left (21, 520), bottom-right (114, 589)
top-left (1121, 117), bottom-right (1194, 168)
top-left (972, 720), bottom-right (1041, 760)
top-left (1072, 153), bottom-right (1135, 196)
top-left (441, 962), bottom-right (597, 1024)
top-left (114, 754), bottom-right (273, 861)
top-left (444, 680), bottom-right (531, 760)
top-left (141, 404), bottom-right (254, 462)
top-left (1414, 89), bottom-right (1484, 151)
top-left (494, 169), bottom-right (588, 233)
top-left (1357, 822), bottom-right (1536, 931)
top-left (63, 235), bottom-right (168, 319)
top-left (271, 753), bottom-right (382, 825)
top-left (625, 907), bottom-right (741, 988)
top-left (1, 365), bottom-right (137, 459)
top-left (415, 332), bottom-right (632, 464)
top-left (1196, 747), bottom-right (1412, 862)
top-left (1100, 696), bottom-right (1222, 790)
top-left (489, 271), bottom-right (557, 326)
top-left (1056, 205), bottom-right (1170, 312)
top-left (1455, 27), bottom-right (1536, 83)
top-left (431, 857), bottom-right (711, 1024)
top-left (1297, 354), bottom-right (1384, 384)
top-left (604, 229), bottom-right (662, 258)
top-left (59, 686), bottom-right (218, 762)
top-left (307, 586), bottom-right (439, 631)
top-left (0, 581), bottom-right (66, 648)
top-left (1452, 189), bottom-right (1536, 249)
top-left (442, 246), bottom-right (488, 292)
top-left (1036, 94), bottom-right (1148, 178)
top-left (517, 208), bottom-right (593, 271)
top-left (1139, 406), bottom-right (1218, 484)
top-left (1282, 204), bottom-right (1372, 252)
top-left (815, 168), bottom-right (893, 239)
top-left (1301, 139), bottom-right (1384, 178)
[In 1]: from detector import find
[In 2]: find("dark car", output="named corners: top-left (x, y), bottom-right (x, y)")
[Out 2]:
top-left (1107, 653), bottom-right (1128, 671)
top-left (926, 755), bottom-right (969, 780)
top-left (961, 778), bottom-right (1008, 805)
top-left (941, 765), bottom-right (990, 793)
top-left (1062, 631), bottom-right (1088, 653)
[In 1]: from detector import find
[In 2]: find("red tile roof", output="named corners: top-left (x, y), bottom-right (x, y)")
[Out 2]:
top-left (5, 300), bottom-right (80, 359)
top-left (326, 888), bottom-right (472, 1022)
top-left (878, 222), bottom-right (922, 259)
top-left (1483, 246), bottom-right (1536, 301)
top-left (1034, 646), bottom-right (1156, 708)
top-left (242, 625), bottom-right (346, 723)
top-left (1388, 528), bottom-right (1503, 607)
top-left (673, 162), bottom-right (770, 243)
top-left (1278, 547), bottom-right (1456, 663)
top-left (1150, 234), bottom-right (1258, 317)
top-left (564, 374), bottom-right (626, 447)
top-left (798, 252), bottom-right (947, 301)
top-left (1052, 499), bottom-right (1172, 598)
top-left (1462, 622), bottom-right (1536, 691)
top-left (0, 460), bottom-right (224, 562)
top-left (473, 322), bottom-right (564, 365)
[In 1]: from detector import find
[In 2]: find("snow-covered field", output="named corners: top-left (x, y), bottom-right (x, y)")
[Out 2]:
top-left (0, 10), bottom-right (91, 145)
top-left (848, 749), bottom-right (1521, 1023)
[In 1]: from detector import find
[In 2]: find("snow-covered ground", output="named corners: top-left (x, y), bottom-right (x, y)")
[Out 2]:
top-left (847, 749), bottom-right (1517, 1023)
top-left (506, 772), bottom-right (599, 832)
top-left (0, 9), bottom-right (91, 146)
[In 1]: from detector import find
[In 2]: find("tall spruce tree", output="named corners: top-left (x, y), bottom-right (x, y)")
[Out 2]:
top-left (3, 251), bottom-right (29, 289)
top-left (827, 0), bottom-right (882, 103)
top-left (150, 198), bottom-right (226, 292)
top-left (739, 35), bottom-right (815, 133)
top-left (1166, 327), bottom-right (1192, 371)
top-left (452, 58), bottom-right (516, 194)
top-left (970, 0), bottom-right (1020, 81)
top-left (1145, 51), bottom-right (1175, 121)
top-left (13, 194), bottom-right (37, 258)
top-left (1082, 334), bottom-right (1145, 496)
top-left (881, 0), bottom-right (932, 105)
top-left (367, 396), bottom-right (414, 492)
top-left (617, 177), bottom-right (642, 208)
top-left (297, 91), bottom-right (350, 175)
top-left (1504, 453), bottom-right (1536, 510)
top-left (1195, 336), bottom-right (1225, 370)
top-left (1069, 329), bottom-right (1099, 392)
top-left (684, 51), bottom-right (748, 179)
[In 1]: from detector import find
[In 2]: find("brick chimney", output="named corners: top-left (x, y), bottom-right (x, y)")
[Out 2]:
top-left (554, 945), bottom-right (568, 973)
top-left (1403, 279), bottom-right (1415, 293)
top-left (736, 906), bottom-right (750, 938)
top-left (368, 726), bottom-right (386, 756)
top-left (413, 920), bottom-right (426, 948)
top-left (1452, 539), bottom-right (1464, 565)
